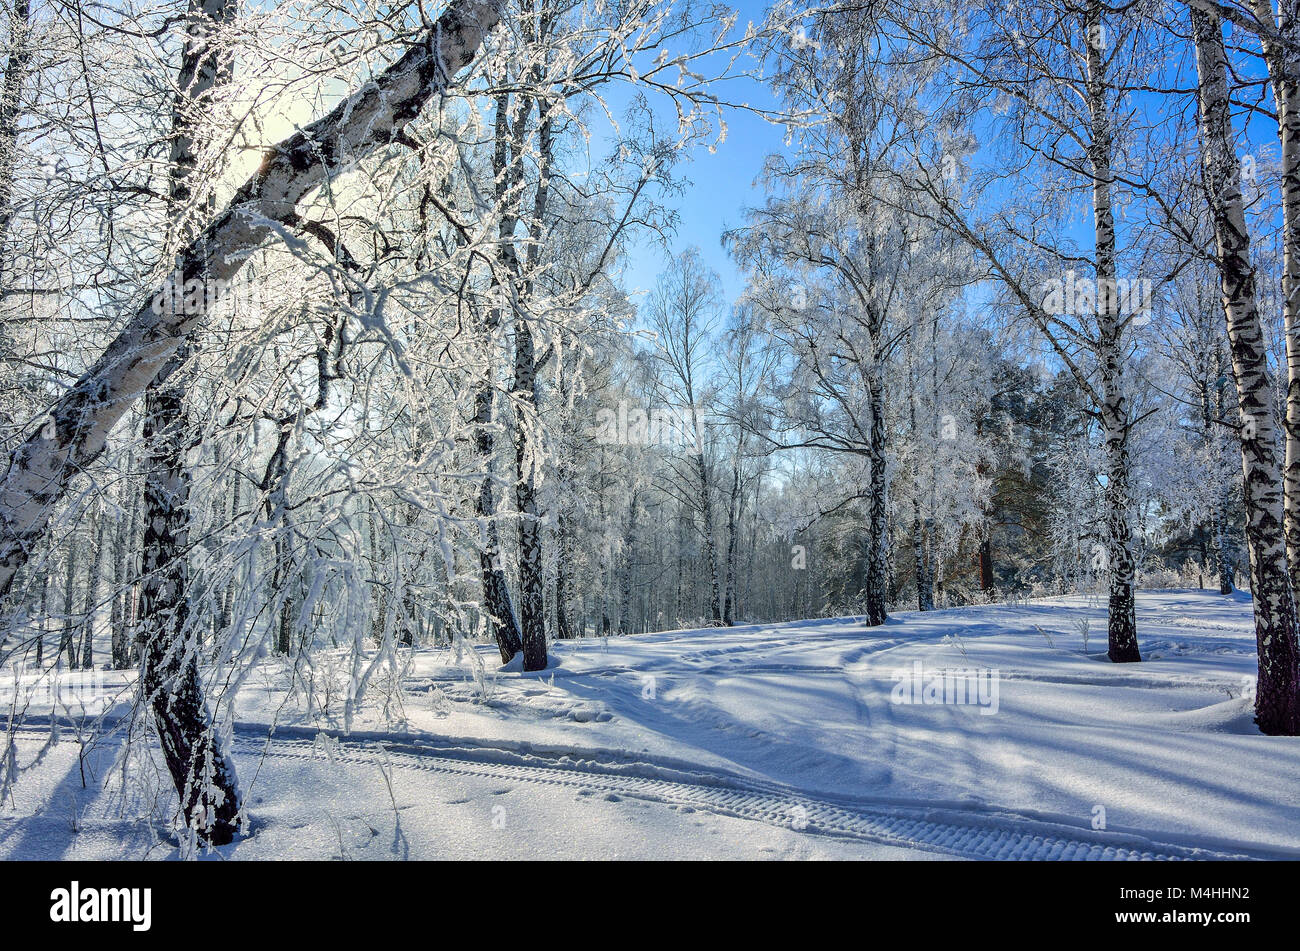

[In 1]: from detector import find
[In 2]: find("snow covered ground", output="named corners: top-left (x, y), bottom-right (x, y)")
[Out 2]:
top-left (3, 589), bottom-right (1298, 860)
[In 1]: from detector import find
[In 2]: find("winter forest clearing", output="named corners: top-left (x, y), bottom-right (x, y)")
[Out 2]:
top-left (1, 0), bottom-right (1299, 874)
top-left (5, 592), bottom-right (1299, 860)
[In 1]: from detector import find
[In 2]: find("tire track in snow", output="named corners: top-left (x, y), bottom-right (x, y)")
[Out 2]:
top-left (7, 716), bottom-right (1285, 860)
top-left (230, 729), bottom-right (1277, 861)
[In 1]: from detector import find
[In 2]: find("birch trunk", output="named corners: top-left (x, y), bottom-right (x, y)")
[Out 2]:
top-left (620, 487), bottom-right (638, 634)
top-left (0, 0), bottom-right (31, 267)
top-left (60, 536), bottom-right (77, 668)
top-left (1248, 0), bottom-right (1300, 595)
top-left (1192, 5), bottom-right (1300, 735)
top-left (124, 462), bottom-right (142, 666)
top-left (723, 461), bottom-right (740, 626)
top-left (1086, 0), bottom-right (1141, 662)
top-left (553, 364), bottom-right (575, 641)
top-left (864, 373), bottom-right (889, 626)
top-left (512, 317), bottom-right (547, 670)
top-left (1214, 362), bottom-right (1237, 594)
top-left (907, 359), bottom-right (933, 611)
top-left (474, 377), bottom-right (523, 663)
top-left (110, 502), bottom-right (126, 668)
top-left (133, 0), bottom-right (242, 844)
top-left (912, 499), bottom-right (933, 611)
top-left (693, 437), bottom-right (723, 626)
top-left (554, 506), bottom-right (573, 639)
top-left (83, 510), bottom-right (109, 669)
top-left (264, 422), bottom-right (294, 656)
top-left (138, 340), bottom-right (245, 842)
top-left (470, 89), bottom-right (535, 666)
top-left (505, 69), bottom-right (554, 671)
top-left (34, 563), bottom-right (44, 664)
top-left (218, 471), bottom-right (239, 636)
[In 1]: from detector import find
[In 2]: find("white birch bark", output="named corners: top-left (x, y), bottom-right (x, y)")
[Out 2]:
top-left (1249, 0), bottom-right (1300, 593)
top-left (1192, 4), bottom-right (1300, 734)
top-left (1085, 0), bottom-right (1140, 661)
top-left (0, 0), bottom-right (503, 599)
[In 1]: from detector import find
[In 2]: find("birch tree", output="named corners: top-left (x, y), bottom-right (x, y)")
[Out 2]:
top-left (886, 0), bottom-right (1166, 660)
top-left (0, 0), bottom-right (505, 610)
top-left (1189, 2), bottom-right (1300, 735)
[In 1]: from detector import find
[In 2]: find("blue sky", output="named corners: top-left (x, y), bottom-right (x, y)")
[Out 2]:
top-left (614, 0), bottom-right (788, 309)
top-left (602, 5), bottom-right (1286, 333)
top-left (618, 99), bottom-right (788, 305)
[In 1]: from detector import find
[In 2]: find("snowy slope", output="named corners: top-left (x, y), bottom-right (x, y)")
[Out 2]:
top-left (3, 589), bottom-right (1298, 860)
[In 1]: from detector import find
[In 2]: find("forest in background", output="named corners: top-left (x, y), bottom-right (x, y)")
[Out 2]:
top-left (1, 0), bottom-right (1299, 847)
